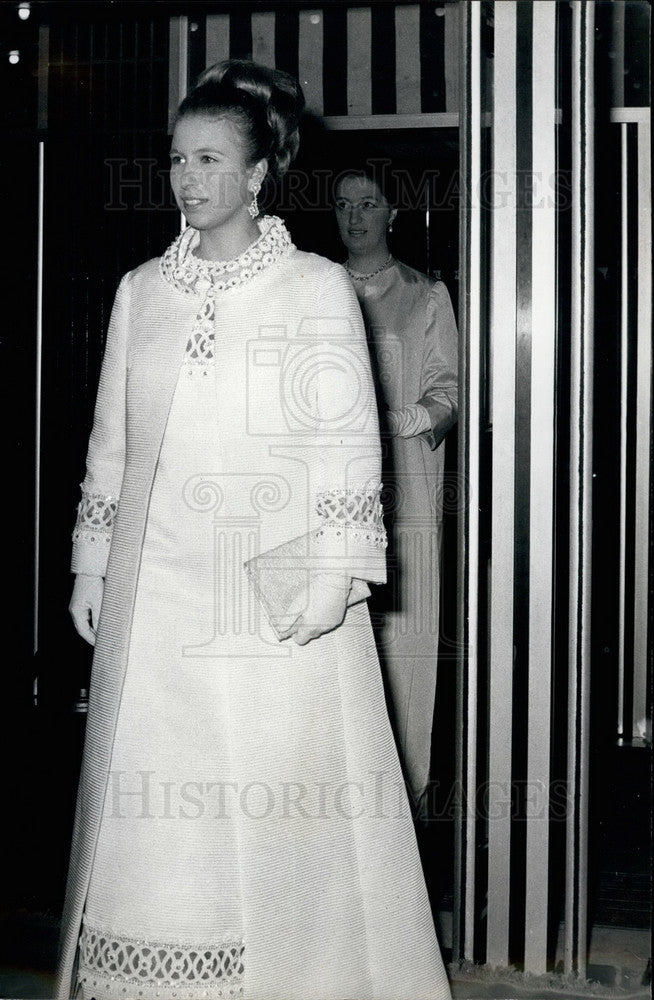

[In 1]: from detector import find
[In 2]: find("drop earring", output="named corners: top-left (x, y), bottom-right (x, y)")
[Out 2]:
top-left (388, 220), bottom-right (393, 233)
top-left (248, 182), bottom-right (261, 219)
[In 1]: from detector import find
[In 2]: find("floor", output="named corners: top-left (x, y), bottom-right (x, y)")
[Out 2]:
top-left (0, 913), bottom-right (650, 1000)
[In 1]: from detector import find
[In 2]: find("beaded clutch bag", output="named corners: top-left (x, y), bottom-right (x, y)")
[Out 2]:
top-left (243, 531), bottom-right (370, 641)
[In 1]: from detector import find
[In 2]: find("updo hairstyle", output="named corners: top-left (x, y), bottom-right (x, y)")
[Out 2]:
top-left (176, 59), bottom-right (305, 188)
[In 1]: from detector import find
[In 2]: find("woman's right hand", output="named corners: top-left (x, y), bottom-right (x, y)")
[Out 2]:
top-left (289, 572), bottom-right (350, 646)
top-left (69, 573), bottom-right (105, 646)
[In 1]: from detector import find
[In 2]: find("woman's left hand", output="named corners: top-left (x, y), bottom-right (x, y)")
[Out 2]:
top-left (290, 573), bottom-right (350, 646)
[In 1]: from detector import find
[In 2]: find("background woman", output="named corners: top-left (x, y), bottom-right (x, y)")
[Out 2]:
top-left (57, 62), bottom-right (451, 1000)
top-left (333, 166), bottom-right (459, 813)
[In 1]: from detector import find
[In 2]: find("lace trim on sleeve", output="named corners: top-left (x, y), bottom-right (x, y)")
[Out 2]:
top-left (315, 481), bottom-right (387, 549)
top-left (72, 487), bottom-right (118, 545)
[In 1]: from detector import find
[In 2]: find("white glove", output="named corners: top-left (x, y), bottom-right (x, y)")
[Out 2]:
top-left (69, 573), bottom-right (105, 646)
top-left (386, 403), bottom-right (431, 438)
top-left (290, 572), bottom-right (351, 646)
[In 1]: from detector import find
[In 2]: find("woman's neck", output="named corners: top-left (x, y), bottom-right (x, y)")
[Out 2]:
top-left (346, 246), bottom-right (392, 274)
top-left (196, 214), bottom-right (261, 262)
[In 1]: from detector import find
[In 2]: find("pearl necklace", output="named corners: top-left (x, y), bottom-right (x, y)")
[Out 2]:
top-left (344, 254), bottom-right (394, 281)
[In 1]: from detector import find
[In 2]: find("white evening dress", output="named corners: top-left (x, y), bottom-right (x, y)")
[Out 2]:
top-left (64, 219), bottom-right (451, 1000)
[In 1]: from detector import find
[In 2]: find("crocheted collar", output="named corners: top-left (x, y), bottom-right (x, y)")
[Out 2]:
top-left (159, 214), bottom-right (295, 296)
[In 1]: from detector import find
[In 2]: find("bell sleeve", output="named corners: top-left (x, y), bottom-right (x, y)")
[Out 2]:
top-left (71, 274), bottom-right (130, 577)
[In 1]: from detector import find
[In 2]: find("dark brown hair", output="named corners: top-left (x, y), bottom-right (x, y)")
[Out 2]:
top-left (177, 59), bottom-right (305, 182)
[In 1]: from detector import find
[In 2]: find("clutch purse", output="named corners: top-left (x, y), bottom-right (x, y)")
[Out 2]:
top-left (243, 530), bottom-right (371, 640)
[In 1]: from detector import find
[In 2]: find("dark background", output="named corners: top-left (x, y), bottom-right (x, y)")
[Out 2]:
top-left (0, 0), bottom-right (650, 977)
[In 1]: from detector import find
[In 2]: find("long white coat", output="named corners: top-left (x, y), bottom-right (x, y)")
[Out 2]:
top-left (56, 243), bottom-right (451, 1000)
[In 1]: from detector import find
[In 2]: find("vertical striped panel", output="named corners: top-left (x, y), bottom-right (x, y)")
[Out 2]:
top-left (297, 10), bottom-right (324, 115)
top-left (444, 2), bottom-right (460, 112)
top-left (633, 116), bottom-right (652, 737)
top-left (524, 1), bottom-right (556, 974)
top-left (454, 0), bottom-right (482, 965)
top-left (565, 0), bottom-right (595, 980)
top-left (251, 11), bottom-right (276, 70)
top-left (168, 6), bottom-right (462, 127)
top-left (346, 8), bottom-right (372, 115)
top-left (395, 5), bottom-right (421, 114)
top-left (486, 0), bottom-right (516, 967)
top-left (205, 13), bottom-right (230, 68)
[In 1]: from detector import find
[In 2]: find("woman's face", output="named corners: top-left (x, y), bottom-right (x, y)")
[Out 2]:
top-left (334, 175), bottom-right (397, 256)
top-left (170, 113), bottom-right (261, 233)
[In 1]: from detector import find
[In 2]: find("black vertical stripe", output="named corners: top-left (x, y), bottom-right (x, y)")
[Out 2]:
top-left (371, 5), bottom-right (396, 114)
top-left (623, 0), bottom-right (650, 106)
top-left (229, 9), bottom-right (252, 60)
top-left (509, 0), bottom-right (533, 967)
top-left (420, 3), bottom-right (446, 113)
top-left (274, 7), bottom-right (299, 81)
top-left (187, 16), bottom-right (207, 88)
top-left (574, 29), bottom-right (591, 970)
top-left (623, 122), bottom-right (639, 738)
top-left (322, 6), bottom-right (347, 116)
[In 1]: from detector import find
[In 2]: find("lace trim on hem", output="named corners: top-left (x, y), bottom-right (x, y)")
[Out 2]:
top-left (77, 920), bottom-right (244, 998)
top-left (315, 481), bottom-right (387, 549)
top-left (77, 971), bottom-right (243, 999)
top-left (73, 490), bottom-right (118, 542)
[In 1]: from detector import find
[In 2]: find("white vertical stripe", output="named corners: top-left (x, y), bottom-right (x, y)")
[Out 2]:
top-left (618, 123), bottom-right (628, 737)
top-left (206, 13), bottom-right (230, 67)
top-left (462, 1), bottom-right (482, 962)
top-left (34, 141), bottom-right (44, 682)
top-left (346, 8), bottom-right (372, 115)
top-left (251, 12), bottom-right (276, 70)
top-left (298, 10), bottom-right (324, 115)
top-left (444, 2), bottom-right (460, 112)
top-left (633, 117), bottom-right (652, 738)
top-left (524, 1), bottom-right (556, 975)
top-left (486, 1), bottom-right (516, 968)
top-left (395, 5), bottom-right (421, 115)
top-left (565, 1), bottom-right (594, 980)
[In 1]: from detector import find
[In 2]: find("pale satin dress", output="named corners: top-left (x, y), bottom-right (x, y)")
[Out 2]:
top-left (347, 259), bottom-right (458, 804)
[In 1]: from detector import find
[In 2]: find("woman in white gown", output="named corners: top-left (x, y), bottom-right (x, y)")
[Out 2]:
top-left (58, 61), bottom-right (451, 1000)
